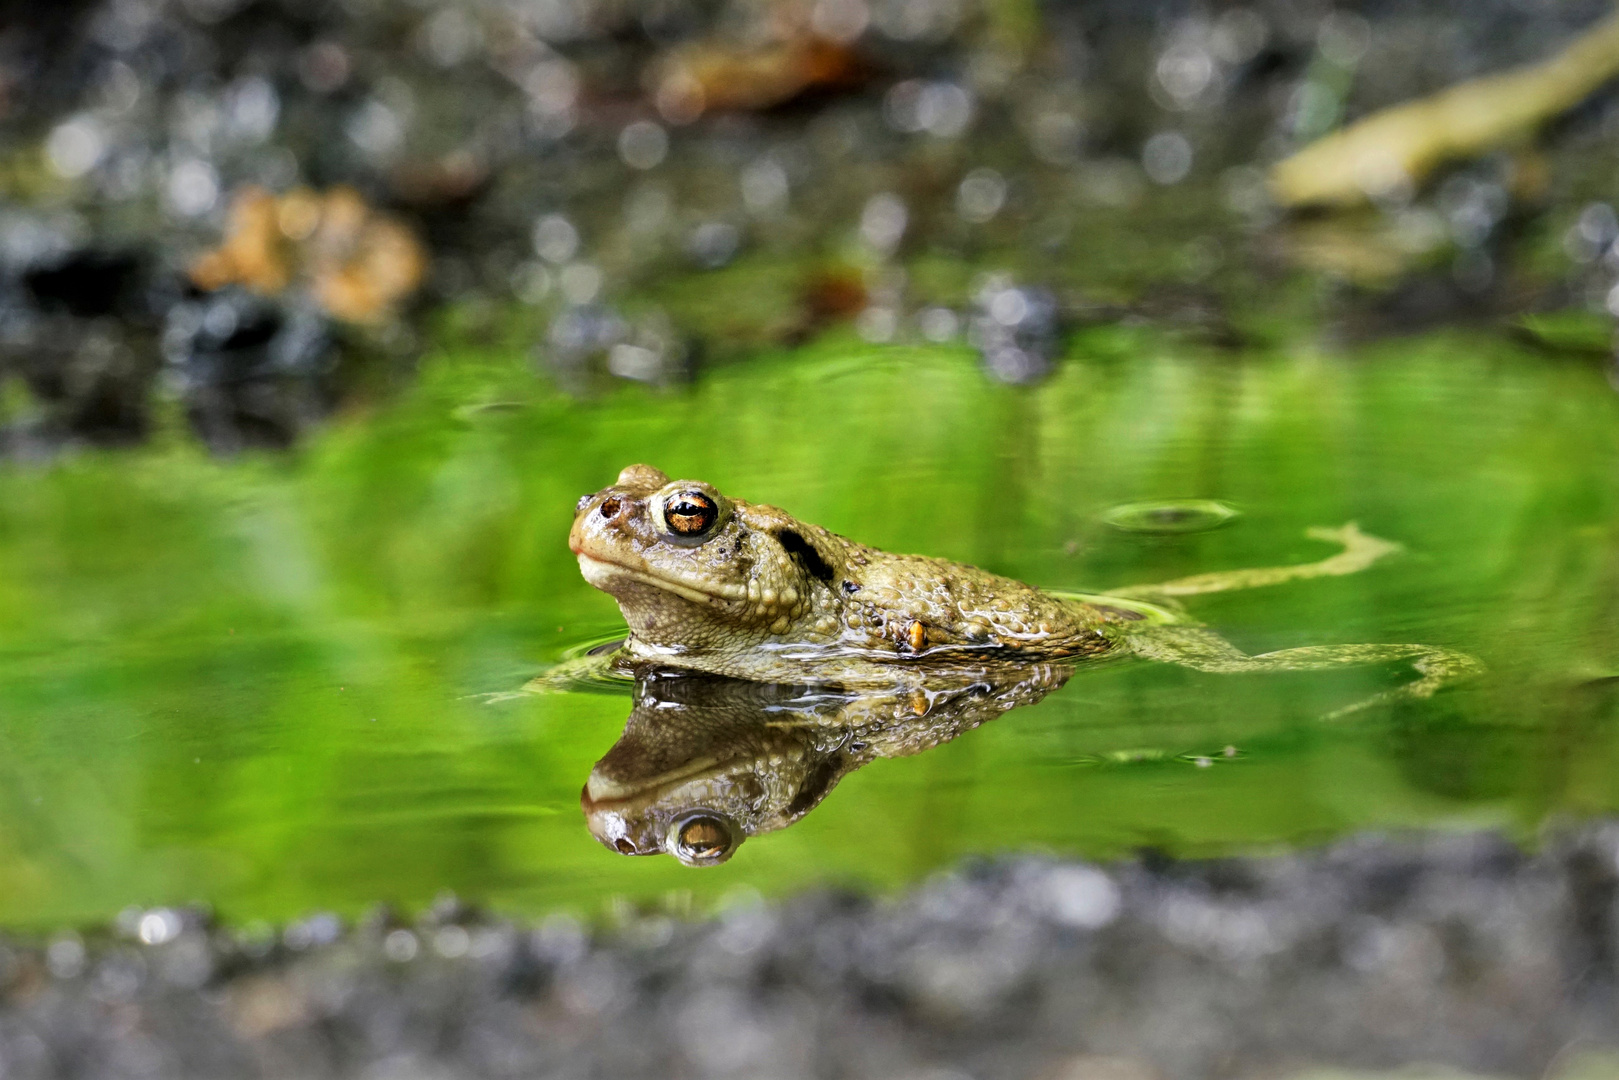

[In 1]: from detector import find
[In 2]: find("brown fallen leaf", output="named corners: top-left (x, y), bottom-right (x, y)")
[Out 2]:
top-left (189, 186), bottom-right (289, 295)
top-left (651, 35), bottom-right (863, 123)
top-left (190, 185), bottom-right (427, 323)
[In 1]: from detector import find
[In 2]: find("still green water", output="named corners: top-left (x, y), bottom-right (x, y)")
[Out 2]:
top-left (2, 321), bottom-right (1616, 929)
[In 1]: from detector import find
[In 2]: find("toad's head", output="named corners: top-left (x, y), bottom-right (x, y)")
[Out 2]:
top-left (569, 465), bottom-right (843, 657)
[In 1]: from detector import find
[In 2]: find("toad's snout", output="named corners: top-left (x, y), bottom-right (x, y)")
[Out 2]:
top-left (570, 489), bottom-right (636, 555)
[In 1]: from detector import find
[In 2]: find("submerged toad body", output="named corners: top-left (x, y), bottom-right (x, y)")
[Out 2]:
top-left (567, 464), bottom-right (1480, 708)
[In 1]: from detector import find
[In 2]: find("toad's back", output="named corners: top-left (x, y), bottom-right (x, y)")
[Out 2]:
top-left (831, 540), bottom-right (1113, 656)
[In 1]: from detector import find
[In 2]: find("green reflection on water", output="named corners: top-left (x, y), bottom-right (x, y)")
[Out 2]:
top-left (1, 322), bottom-right (1616, 928)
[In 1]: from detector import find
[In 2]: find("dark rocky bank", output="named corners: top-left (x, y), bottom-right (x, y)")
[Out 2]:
top-left (1, 822), bottom-right (1617, 1079)
top-left (6, 0), bottom-right (1619, 452)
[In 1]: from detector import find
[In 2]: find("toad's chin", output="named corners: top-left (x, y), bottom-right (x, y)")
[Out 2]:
top-left (575, 551), bottom-right (623, 591)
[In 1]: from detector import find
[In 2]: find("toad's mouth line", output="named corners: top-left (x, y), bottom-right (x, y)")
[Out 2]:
top-left (582, 754), bottom-right (739, 808)
top-left (574, 551), bottom-right (736, 607)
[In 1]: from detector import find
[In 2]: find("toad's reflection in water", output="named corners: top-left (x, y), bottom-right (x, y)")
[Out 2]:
top-left (581, 665), bottom-right (1071, 865)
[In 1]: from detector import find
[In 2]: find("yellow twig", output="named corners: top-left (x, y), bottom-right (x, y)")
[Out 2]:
top-left (1271, 8), bottom-right (1619, 207)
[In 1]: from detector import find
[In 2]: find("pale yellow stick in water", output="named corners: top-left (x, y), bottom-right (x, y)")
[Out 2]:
top-left (1113, 523), bottom-right (1401, 599)
top-left (1271, 7), bottom-right (1619, 207)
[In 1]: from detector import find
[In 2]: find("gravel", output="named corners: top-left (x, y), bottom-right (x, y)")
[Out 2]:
top-left (1, 821), bottom-right (1617, 1079)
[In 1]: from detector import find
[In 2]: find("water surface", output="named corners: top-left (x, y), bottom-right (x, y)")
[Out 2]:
top-left (2, 323), bottom-right (1616, 928)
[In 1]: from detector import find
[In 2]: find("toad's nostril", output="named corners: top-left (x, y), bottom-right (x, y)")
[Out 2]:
top-left (614, 837), bottom-right (636, 854)
top-left (600, 497), bottom-right (623, 519)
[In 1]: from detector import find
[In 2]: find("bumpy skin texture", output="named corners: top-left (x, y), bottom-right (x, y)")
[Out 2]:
top-left (570, 464), bottom-right (1129, 684)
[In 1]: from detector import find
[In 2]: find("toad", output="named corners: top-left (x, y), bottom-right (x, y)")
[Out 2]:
top-left (559, 464), bottom-right (1480, 714)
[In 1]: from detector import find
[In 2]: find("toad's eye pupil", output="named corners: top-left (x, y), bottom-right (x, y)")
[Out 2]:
top-left (664, 492), bottom-right (717, 537)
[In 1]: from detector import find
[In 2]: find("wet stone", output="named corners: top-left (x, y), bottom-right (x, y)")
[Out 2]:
top-left (163, 289), bottom-right (334, 450)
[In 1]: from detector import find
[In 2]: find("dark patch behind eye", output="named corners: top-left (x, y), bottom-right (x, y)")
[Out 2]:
top-left (776, 528), bottom-right (834, 583)
top-left (785, 754), bottom-right (844, 817)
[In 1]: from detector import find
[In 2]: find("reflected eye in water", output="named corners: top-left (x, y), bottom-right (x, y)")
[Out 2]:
top-left (663, 491), bottom-right (718, 538)
top-left (668, 812), bottom-right (739, 866)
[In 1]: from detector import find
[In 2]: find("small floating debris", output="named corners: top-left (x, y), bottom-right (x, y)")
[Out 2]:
top-left (1087, 748), bottom-right (1172, 765)
top-left (1101, 499), bottom-right (1241, 534)
top-left (1072, 745), bottom-right (1243, 767)
top-left (450, 400), bottom-right (528, 422)
top-left (1184, 745), bottom-right (1244, 768)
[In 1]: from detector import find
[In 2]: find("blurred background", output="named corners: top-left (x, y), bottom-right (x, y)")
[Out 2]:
top-left (6, 0), bottom-right (1619, 449)
top-left (2, 0), bottom-right (1619, 1076)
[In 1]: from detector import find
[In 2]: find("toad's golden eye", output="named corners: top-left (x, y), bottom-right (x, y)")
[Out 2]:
top-left (664, 491), bottom-right (718, 537)
top-left (669, 813), bottom-right (737, 865)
